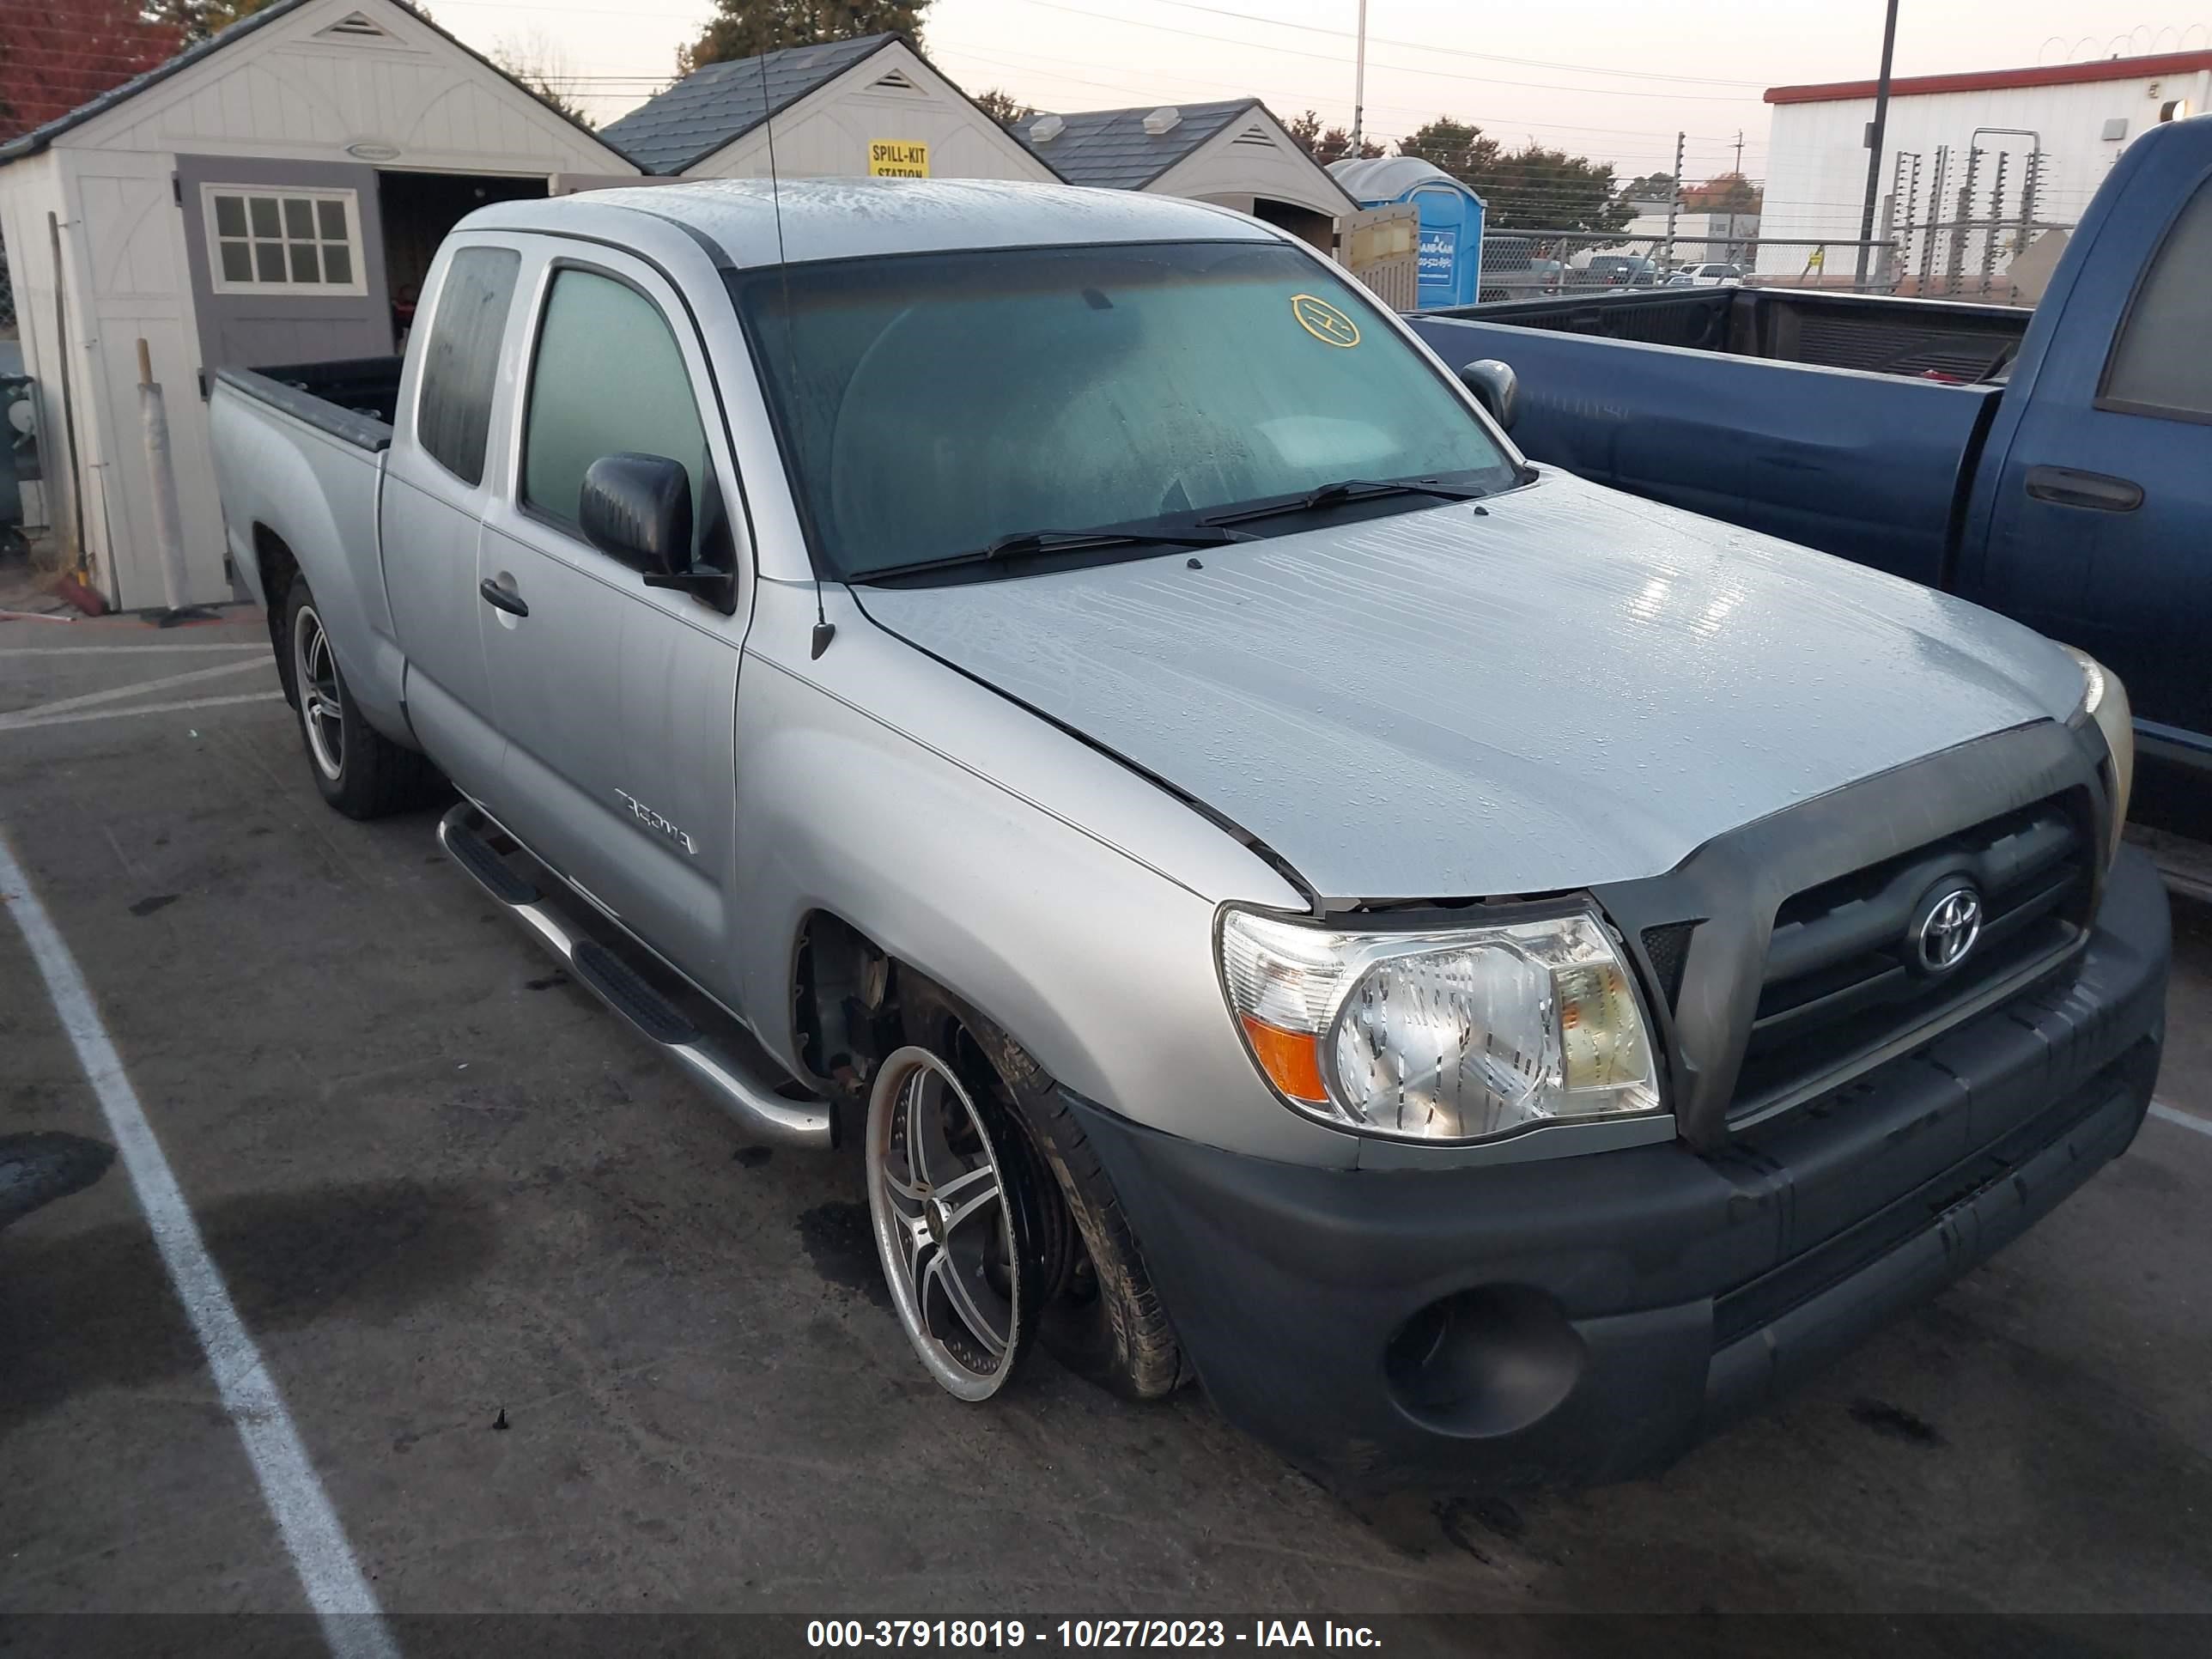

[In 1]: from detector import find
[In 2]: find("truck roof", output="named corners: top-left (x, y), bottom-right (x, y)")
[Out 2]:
top-left (464, 179), bottom-right (1279, 270)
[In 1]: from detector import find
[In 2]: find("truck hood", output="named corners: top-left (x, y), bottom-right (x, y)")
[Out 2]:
top-left (853, 471), bottom-right (2087, 901)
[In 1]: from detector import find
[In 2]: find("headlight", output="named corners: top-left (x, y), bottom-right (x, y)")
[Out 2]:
top-left (1218, 905), bottom-right (1662, 1144)
top-left (2061, 644), bottom-right (2134, 851)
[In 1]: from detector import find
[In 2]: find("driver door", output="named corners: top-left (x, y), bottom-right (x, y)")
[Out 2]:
top-left (476, 245), bottom-right (756, 993)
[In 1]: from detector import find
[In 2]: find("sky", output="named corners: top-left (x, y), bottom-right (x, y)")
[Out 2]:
top-left (426, 0), bottom-right (2212, 183)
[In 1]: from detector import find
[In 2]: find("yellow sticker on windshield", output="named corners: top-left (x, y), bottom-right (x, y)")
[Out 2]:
top-left (1291, 293), bottom-right (1360, 348)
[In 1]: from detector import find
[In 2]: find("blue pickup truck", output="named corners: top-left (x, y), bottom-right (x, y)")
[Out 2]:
top-left (1410, 116), bottom-right (2211, 784)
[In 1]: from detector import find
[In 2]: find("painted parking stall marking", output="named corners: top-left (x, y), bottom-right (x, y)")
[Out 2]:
top-left (0, 830), bottom-right (398, 1659)
top-left (2149, 1099), bottom-right (2212, 1139)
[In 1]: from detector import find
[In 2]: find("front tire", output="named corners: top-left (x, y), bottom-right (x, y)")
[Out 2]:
top-left (280, 578), bottom-right (438, 819)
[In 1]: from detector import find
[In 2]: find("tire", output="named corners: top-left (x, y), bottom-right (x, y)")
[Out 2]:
top-left (891, 985), bottom-right (1185, 1403)
top-left (1019, 1080), bottom-right (1186, 1401)
top-left (280, 577), bottom-right (439, 820)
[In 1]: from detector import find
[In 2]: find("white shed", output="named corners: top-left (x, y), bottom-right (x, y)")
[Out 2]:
top-left (0, 0), bottom-right (638, 611)
top-left (599, 34), bottom-right (1058, 186)
top-left (1013, 100), bottom-right (1354, 248)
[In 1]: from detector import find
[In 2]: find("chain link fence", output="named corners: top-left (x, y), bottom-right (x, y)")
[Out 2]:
top-left (1474, 231), bottom-right (1910, 302)
top-left (1474, 217), bottom-right (2073, 307)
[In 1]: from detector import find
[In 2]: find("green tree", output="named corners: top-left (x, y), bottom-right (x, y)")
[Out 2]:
top-left (1682, 172), bottom-right (1761, 213)
top-left (1283, 108), bottom-right (1381, 166)
top-left (1400, 117), bottom-right (1632, 234)
top-left (678, 0), bottom-right (932, 76)
top-left (974, 88), bottom-right (1034, 125)
top-left (1620, 171), bottom-right (1676, 204)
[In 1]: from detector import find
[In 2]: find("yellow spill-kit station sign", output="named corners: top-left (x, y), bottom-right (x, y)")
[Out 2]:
top-left (869, 140), bottom-right (930, 178)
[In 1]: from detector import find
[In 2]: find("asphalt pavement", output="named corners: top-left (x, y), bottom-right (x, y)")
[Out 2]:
top-left (3, 608), bottom-right (2209, 1647)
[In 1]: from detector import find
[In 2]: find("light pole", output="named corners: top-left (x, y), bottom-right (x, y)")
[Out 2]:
top-left (1856, 0), bottom-right (1901, 283)
top-left (1350, 0), bottom-right (1369, 155)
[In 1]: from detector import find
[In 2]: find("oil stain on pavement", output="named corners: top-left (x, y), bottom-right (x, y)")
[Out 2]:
top-left (0, 1176), bottom-right (497, 1438)
top-left (0, 1133), bottom-right (116, 1233)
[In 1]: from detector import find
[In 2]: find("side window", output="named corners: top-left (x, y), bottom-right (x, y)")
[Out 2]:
top-left (2101, 175), bottom-right (2212, 419)
top-left (521, 268), bottom-right (712, 561)
top-left (418, 246), bottom-right (521, 487)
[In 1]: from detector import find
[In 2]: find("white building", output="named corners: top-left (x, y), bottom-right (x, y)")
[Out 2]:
top-left (0, 0), bottom-right (638, 611)
top-left (1012, 101), bottom-right (1352, 248)
top-left (600, 44), bottom-right (1350, 249)
top-left (1759, 48), bottom-right (2212, 281)
top-left (599, 34), bottom-right (1056, 186)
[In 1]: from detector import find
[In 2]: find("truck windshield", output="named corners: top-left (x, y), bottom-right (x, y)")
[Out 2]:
top-left (728, 240), bottom-right (1519, 580)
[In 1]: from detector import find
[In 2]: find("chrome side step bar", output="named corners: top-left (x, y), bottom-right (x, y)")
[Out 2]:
top-left (436, 802), bottom-right (834, 1151)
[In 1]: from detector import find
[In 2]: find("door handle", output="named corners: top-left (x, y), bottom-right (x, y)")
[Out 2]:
top-left (2025, 465), bottom-right (2143, 513)
top-left (478, 577), bottom-right (530, 617)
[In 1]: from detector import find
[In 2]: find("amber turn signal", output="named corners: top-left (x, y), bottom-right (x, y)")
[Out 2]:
top-left (1238, 1013), bottom-right (1330, 1103)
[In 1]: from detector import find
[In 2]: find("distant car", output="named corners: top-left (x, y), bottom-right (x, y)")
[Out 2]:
top-left (1578, 254), bottom-right (1659, 288)
top-left (1668, 262), bottom-right (1747, 288)
top-left (1476, 239), bottom-right (1565, 303)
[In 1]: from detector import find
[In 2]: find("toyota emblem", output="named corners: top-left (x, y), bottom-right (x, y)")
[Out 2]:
top-left (1912, 884), bottom-right (1984, 973)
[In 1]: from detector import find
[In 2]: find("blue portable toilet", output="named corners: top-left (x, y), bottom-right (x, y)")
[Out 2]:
top-left (1328, 156), bottom-right (1486, 308)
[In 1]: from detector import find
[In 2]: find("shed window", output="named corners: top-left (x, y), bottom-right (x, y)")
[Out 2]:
top-left (204, 187), bottom-right (366, 295)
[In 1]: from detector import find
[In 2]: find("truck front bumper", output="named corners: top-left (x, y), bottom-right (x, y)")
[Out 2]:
top-left (1063, 847), bottom-right (2171, 1491)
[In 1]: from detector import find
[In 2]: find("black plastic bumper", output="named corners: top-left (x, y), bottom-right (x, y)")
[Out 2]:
top-left (1066, 847), bottom-right (2171, 1491)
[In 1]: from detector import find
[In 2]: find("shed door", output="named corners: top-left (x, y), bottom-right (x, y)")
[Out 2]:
top-left (177, 155), bottom-right (393, 375)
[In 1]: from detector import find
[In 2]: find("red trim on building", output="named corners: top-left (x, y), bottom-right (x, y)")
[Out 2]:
top-left (1766, 49), bottom-right (2212, 106)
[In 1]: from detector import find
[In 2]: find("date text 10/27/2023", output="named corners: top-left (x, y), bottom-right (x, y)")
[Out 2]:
top-left (806, 1622), bottom-right (1382, 1650)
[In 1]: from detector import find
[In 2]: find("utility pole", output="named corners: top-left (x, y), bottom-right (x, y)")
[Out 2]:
top-left (1664, 130), bottom-right (1685, 262)
top-left (1733, 130), bottom-right (1744, 173)
top-left (1350, 0), bottom-right (1369, 155)
top-left (1856, 0), bottom-right (1901, 283)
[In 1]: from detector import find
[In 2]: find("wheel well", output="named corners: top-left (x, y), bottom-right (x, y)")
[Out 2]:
top-left (791, 911), bottom-right (1054, 1106)
top-left (791, 910), bottom-right (1180, 1391)
top-left (253, 525), bottom-right (301, 704)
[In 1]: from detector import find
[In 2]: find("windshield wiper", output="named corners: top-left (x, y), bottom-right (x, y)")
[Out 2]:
top-left (1200, 476), bottom-right (1490, 529)
top-left (845, 521), bottom-right (1251, 584)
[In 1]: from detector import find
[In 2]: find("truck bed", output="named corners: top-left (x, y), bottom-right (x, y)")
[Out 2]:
top-left (1435, 288), bottom-right (2031, 382)
top-left (1406, 305), bottom-right (2008, 590)
top-left (216, 356), bottom-right (404, 452)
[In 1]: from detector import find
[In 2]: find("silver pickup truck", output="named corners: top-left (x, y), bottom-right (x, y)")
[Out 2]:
top-left (211, 179), bottom-right (2168, 1490)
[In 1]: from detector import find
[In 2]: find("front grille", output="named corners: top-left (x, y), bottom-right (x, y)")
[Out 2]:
top-left (1729, 794), bottom-right (2094, 1123)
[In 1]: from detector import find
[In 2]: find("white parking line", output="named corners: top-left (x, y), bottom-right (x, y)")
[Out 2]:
top-left (2149, 1100), bottom-right (2212, 1139)
top-left (0, 690), bottom-right (286, 732)
top-left (0, 830), bottom-right (398, 1659)
top-left (0, 643), bottom-right (264, 656)
top-left (0, 658), bottom-right (270, 730)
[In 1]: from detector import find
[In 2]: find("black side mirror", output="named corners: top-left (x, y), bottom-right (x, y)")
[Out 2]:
top-left (1457, 360), bottom-right (1520, 432)
top-left (581, 453), bottom-right (691, 577)
top-left (580, 453), bottom-right (733, 610)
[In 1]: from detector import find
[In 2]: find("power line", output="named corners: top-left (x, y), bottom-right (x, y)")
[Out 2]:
top-left (930, 38), bottom-right (1765, 149)
top-left (1087, 0), bottom-right (1771, 87)
top-left (1020, 2), bottom-right (1771, 102)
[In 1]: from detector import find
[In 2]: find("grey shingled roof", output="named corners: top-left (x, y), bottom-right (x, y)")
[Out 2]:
top-left (0, 0), bottom-right (623, 167)
top-left (599, 34), bottom-right (900, 175)
top-left (1011, 100), bottom-right (1259, 190)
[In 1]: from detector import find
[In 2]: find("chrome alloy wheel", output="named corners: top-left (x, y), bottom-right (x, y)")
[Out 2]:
top-left (866, 1045), bottom-right (1026, 1401)
top-left (291, 602), bottom-right (344, 781)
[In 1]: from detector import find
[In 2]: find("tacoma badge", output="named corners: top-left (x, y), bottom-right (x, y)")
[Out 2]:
top-left (616, 788), bottom-right (696, 855)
